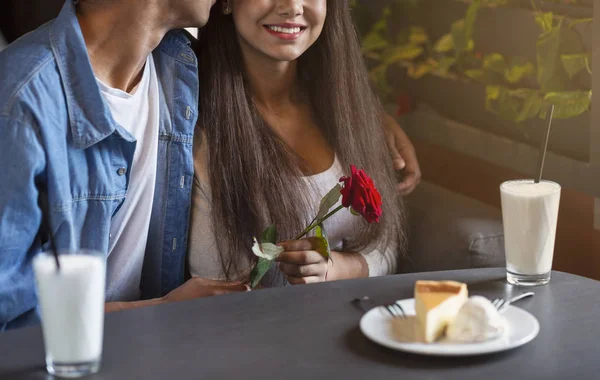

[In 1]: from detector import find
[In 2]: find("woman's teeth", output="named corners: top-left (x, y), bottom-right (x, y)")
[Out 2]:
top-left (267, 26), bottom-right (302, 34)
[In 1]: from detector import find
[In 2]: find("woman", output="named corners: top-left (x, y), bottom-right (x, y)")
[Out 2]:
top-left (188, 0), bottom-right (407, 287)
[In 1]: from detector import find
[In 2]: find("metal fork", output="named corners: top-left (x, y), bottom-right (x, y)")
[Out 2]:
top-left (492, 292), bottom-right (535, 312)
top-left (383, 302), bottom-right (407, 319)
top-left (351, 297), bottom-right (407, 318)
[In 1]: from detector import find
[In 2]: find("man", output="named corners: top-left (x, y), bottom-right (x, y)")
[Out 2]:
top-left (0, 0), bottom-right (420, 331)
top-left (0, 0), bottom-right (249, 331)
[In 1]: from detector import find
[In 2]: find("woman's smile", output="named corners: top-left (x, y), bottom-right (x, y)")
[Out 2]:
top-left (263, 23), bottom-right (307, 41)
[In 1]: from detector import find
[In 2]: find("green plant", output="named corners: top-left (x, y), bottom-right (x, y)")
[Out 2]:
top-left (353, 0), bottom-right (592, 122)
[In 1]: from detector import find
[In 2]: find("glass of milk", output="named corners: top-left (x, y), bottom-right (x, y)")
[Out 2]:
top-left (500, 180), bottom-right (561, 286)
top-left (33, 250), bottom-right (106, 378)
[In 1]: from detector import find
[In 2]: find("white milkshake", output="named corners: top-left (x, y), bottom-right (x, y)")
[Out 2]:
top-left (33, 251), bottom-right (106, 377)
top-left (500, 180), bottom-right (561, 286)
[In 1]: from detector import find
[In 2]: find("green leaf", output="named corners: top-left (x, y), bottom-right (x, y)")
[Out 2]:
top-left (369, 64), bottom-right (391, 95)
top-left (350, 207), bottom-right (361, 217)
top-left (483, 53), bottom-right (506, 74)
top-left (434, 33), bottom-right (454, 53)
top-left (451, 22), bottom-right (476, 56)
top-left (261, 225), bottom-right (277, 244)
top-left (486, 85), bottom-right (501, 100)
top-left (463, 0), bottom-right (481, 39)
top-left (451, 1), bottom-right (480, 55)
top-left (536, 25), bottom-right (562, 92)
top-left (504, 61), bottom-right (535, 84)
top-left (435, 56), bottom-right (457, 76)
top-left (379, 7), bottom-right (392, 27)
top-left (383, 44), bottom-right (424, 65)
top-left (465, 69), bottom-right (483, 80)
top-left (314, 224), bottom-right (331, 260)
top-left (315, 184), bottom-right (342, 222)
top-left (371, 7), bottom-right (390, 35)
top-left (516, 90), bottom-right (543, 122)
top-left (250, 257), bottom-right (272, 289)
top-left (466, 40), bottom-right (475, 52)
top-left (361, 32), bottom-right (389, 55)
top-left (409, 26), bottom-right (429, 44)
top-left (361, 7), bottom-right (391, 54)
top-left (544, 90), bottom-right (591, 119)
top-left (485, 86), bottom-right (521, 122)
top-left (569, 18), bottom-right (593, 29)
top-left (485, 86), bottom-right (543, 123)
top-left (535, 12), bottom-right (554, 33)
top-left (561, 53), bottom-right (590, 79)
top-left (465, 69), bottom-right (503, 85)
top-left (408, 62), bottom-right (434, 79)
top-left (451, 20), bottom-right (468, 54)
top-left (364, 51), bottom-right (382, 60)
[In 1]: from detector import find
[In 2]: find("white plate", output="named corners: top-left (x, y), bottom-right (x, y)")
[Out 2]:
top-left (360, 298), bottom-right (539, 356)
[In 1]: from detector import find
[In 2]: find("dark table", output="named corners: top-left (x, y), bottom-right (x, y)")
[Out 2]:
top-left (1, 268), bottom-right (599, 379)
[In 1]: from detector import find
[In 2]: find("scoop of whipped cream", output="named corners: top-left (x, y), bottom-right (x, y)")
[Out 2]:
top-left (446, 296), bottom-right (507, 343)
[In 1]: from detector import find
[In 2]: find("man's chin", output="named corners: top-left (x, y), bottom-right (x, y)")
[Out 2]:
top-left (181, 16), bottom-right (210, 30)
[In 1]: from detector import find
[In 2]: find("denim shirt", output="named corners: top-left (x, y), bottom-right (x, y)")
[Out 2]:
top-left (0, 1), bottom-right (198, 330)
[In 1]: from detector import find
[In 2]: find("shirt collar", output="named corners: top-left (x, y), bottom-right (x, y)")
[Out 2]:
top-left (50, 1), bottom-right (119, 148)
top-left (50, 1), bottom-right (196, 149)
top-left (157, 29), bottom-right (197, 66)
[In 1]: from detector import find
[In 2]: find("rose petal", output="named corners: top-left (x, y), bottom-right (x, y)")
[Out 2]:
top-left (339, 165), bottom-right (383, 223)
top-left (252, 238), bottom-right (284, 261)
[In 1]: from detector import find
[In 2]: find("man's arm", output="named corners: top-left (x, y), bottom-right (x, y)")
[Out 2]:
top-left (105, 277), bottom-right (249, 313)
top-left (0, 116), bottom-right (46, 331)
top-left (382, 113), bottom-right (422, 195)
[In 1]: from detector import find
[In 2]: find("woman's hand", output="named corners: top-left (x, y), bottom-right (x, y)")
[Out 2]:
top-left (276, 238), bottom-right (369, 284)
top-left (276, 238), bottom-right (330, 285)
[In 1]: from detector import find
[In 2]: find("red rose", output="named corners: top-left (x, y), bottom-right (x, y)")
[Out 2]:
top-left (396, 93), bottom-right (413, 117)
top-left (339, 165), bottom-right (383, 223)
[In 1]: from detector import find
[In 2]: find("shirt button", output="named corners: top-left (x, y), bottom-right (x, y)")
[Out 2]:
top-left (117, 167), bottom-right (127, 176)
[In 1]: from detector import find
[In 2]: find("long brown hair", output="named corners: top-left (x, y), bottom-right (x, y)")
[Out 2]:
top-left (196, 1), bottom-right (407, 280)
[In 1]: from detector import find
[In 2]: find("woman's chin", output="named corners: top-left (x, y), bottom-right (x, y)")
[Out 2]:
top-left (263, 51), bottom-right (304, 63)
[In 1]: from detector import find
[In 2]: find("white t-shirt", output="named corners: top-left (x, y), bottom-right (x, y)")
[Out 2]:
top-left (99, 55), bottom-right (160, 302)
top-left (187, 135), bottom-right (398, 282)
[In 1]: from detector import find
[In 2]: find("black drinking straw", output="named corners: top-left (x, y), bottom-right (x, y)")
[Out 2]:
top-left (38, 193), bottom-right (60, 270)
top-left (535, 105), bottom-right (555, 184)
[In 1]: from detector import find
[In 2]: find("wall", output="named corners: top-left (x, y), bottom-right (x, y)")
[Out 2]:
top-left (0, 0), bottom-right (63, 43)
top-left (0, 32), bottom-right (6, 52)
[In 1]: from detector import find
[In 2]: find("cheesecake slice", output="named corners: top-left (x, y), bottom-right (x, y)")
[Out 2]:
top-left (414, 280), bottom-right (468, 343)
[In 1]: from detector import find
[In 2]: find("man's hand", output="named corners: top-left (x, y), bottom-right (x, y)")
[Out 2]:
top-left (162, 277), bottom-right (249, 303)
top-left (383, 113), bottom-right (422, 195)
top-left (105, 278), bottom-right (248, 313)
